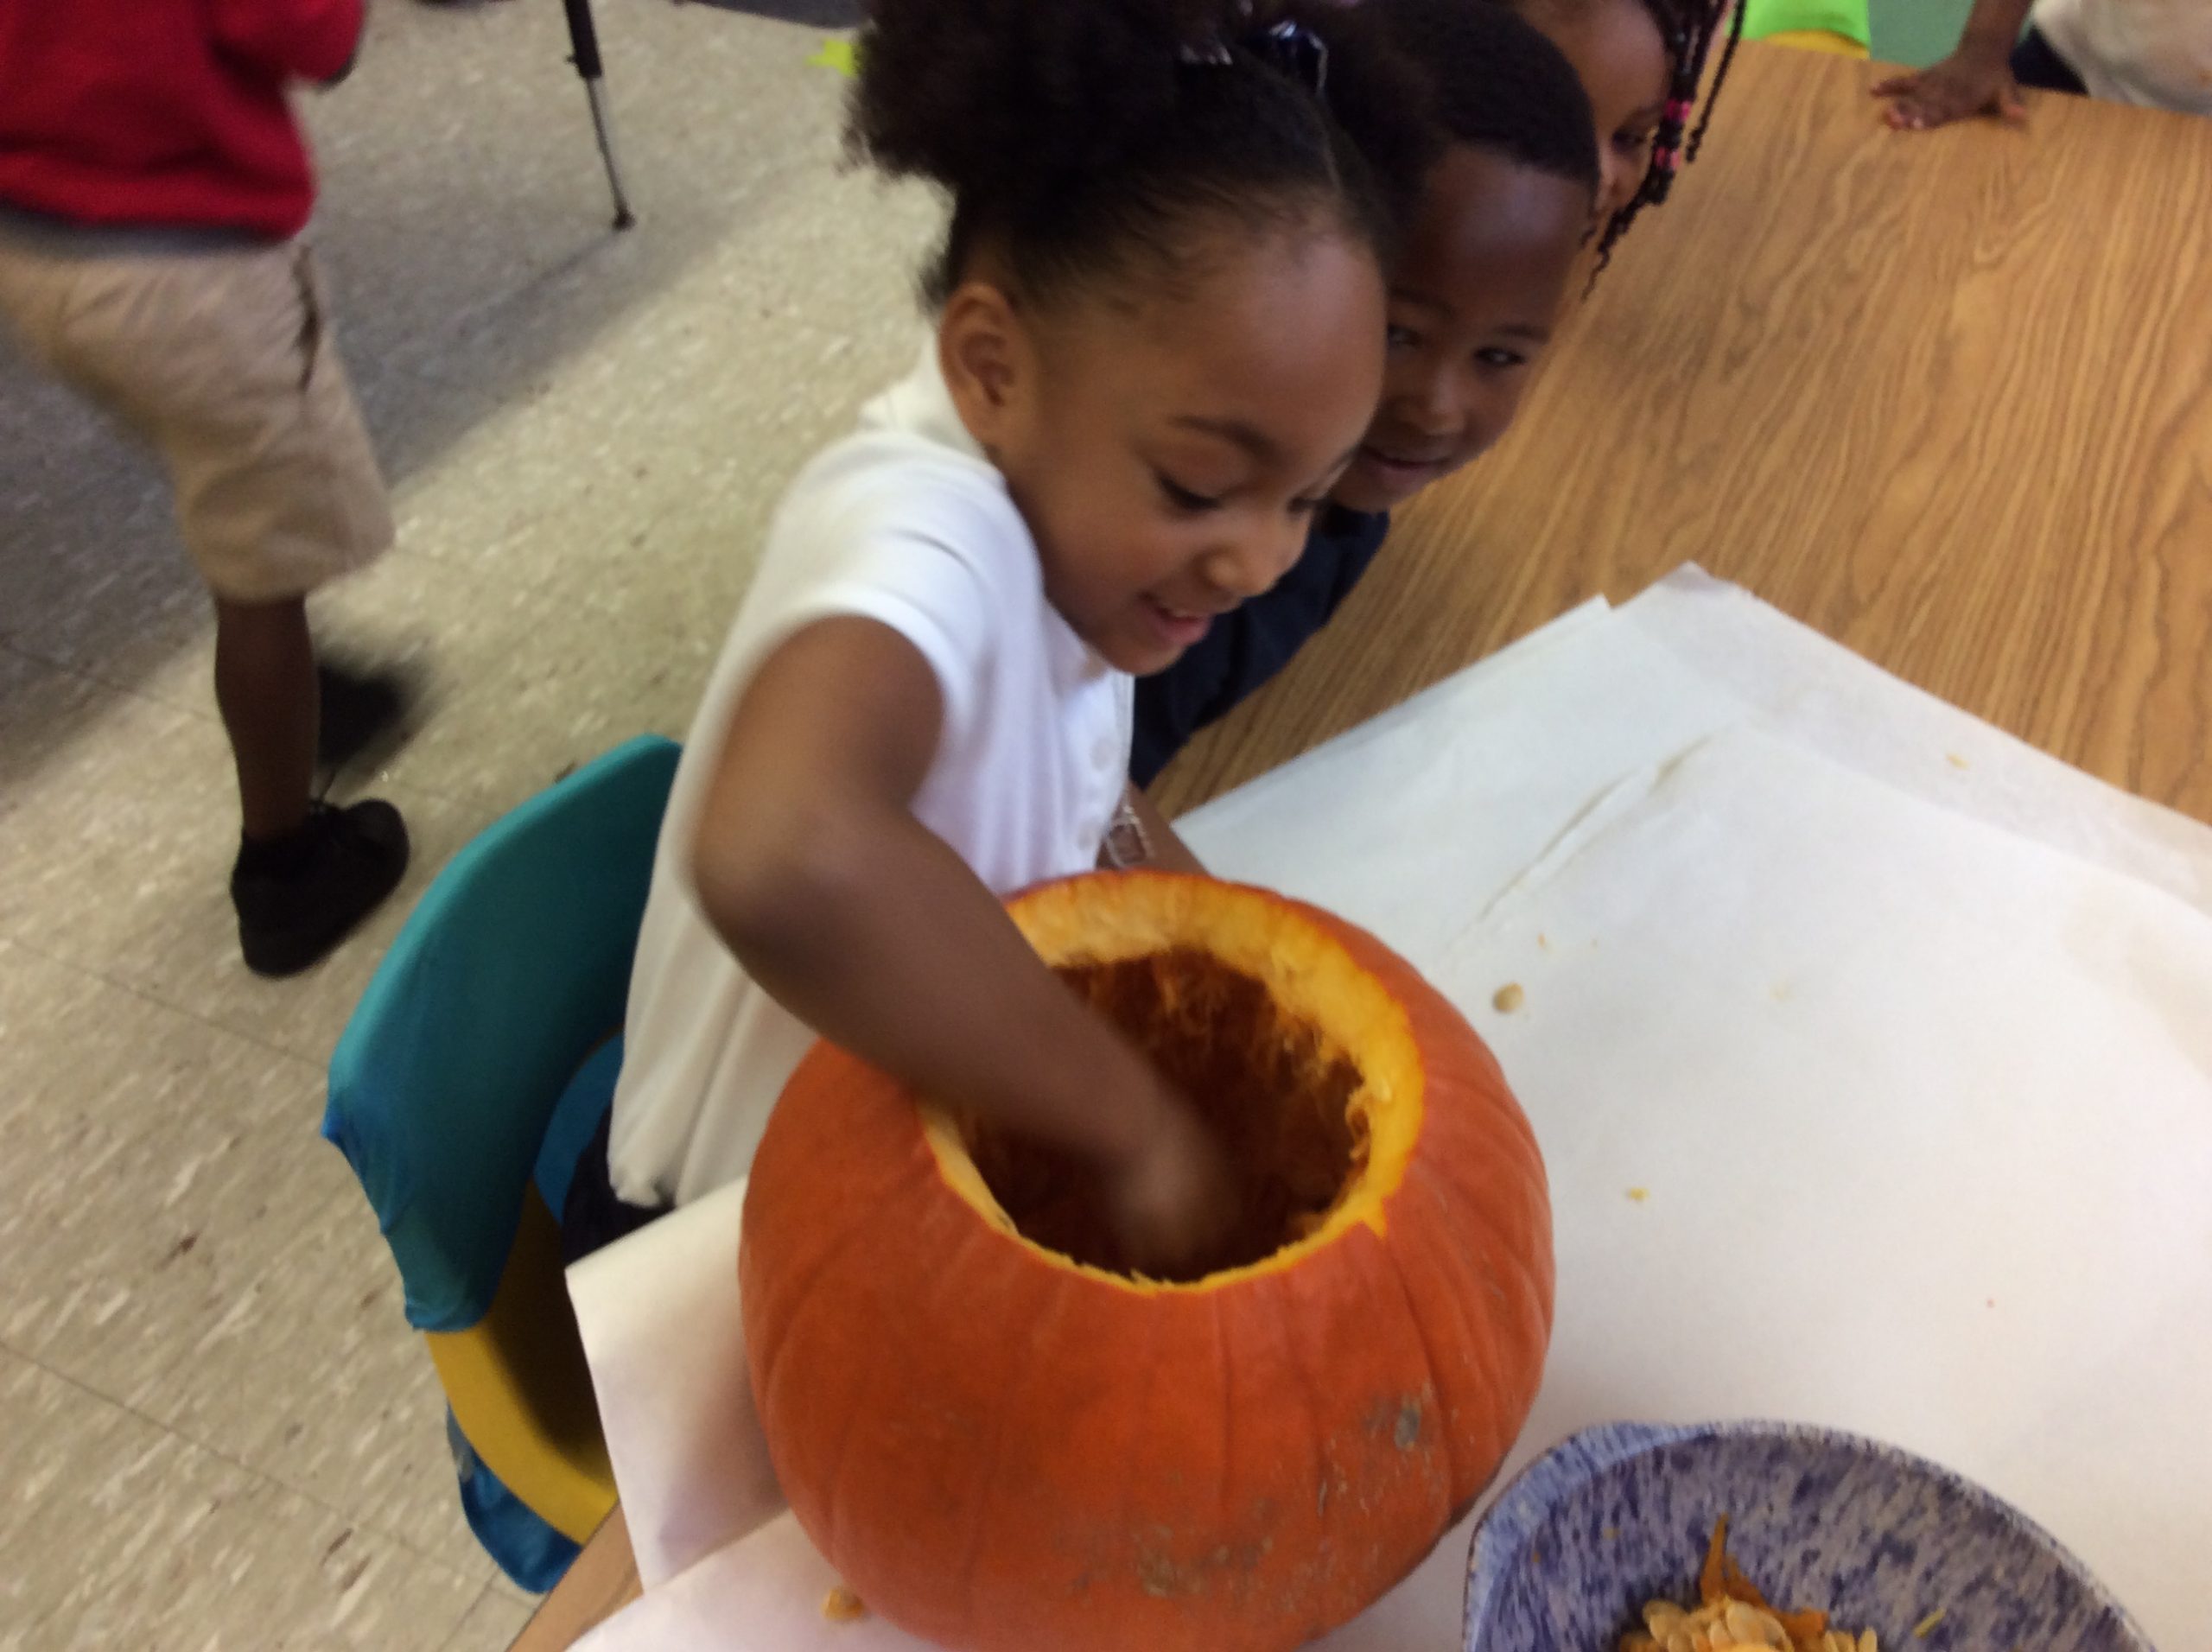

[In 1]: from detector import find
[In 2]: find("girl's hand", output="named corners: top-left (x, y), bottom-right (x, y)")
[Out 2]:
top-left (1101, 1093), bottom-right (1242, 1278)
top-left (1872, 48), bottom-right (2026, 130)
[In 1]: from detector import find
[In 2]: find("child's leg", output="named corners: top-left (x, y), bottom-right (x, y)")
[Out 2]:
top-left (1, 235), bottom-right (408, 972)
top-left (213, 594), bottom-right (319, 842)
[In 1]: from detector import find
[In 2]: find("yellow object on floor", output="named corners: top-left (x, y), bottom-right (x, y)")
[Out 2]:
top-left (809, 36), bottom-right (857, 77)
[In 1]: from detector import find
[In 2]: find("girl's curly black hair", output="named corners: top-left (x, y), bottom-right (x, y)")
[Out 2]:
top-left (847, 0), bottom-right (1440, 310)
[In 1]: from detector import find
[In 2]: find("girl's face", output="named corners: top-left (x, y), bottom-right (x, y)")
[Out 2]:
top-left (945, 227), bottom-right (1386, 677)
top-left (1334, 146), bottom-right (1592, 514)
top-left (1533, 0), bottom-right (1671, 224)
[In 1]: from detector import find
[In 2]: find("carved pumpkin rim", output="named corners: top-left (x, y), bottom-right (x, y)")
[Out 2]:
top-left (918, 871), bottom-right (1427, 1296)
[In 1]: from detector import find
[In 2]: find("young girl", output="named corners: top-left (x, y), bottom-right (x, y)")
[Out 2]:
top-left (563, 0), bottom-right (1433, 1273)
top-left (1502, 0), bottom-right (1743, 270)
top-left (1131, 0), bottom-right (1740, 784)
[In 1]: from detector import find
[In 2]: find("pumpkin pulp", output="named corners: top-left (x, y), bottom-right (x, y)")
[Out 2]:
top-left (921, 876), bottom-right (1427, 1290)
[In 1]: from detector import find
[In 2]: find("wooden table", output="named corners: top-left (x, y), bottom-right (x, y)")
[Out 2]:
top-left (513, 1509), bottom-right (637, 1652)
top-left (512, 41), bottom-right (2212, 1649)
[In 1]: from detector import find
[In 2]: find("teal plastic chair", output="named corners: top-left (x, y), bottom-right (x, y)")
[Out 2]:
top-left (323, 735), bottom-right (679, 1585)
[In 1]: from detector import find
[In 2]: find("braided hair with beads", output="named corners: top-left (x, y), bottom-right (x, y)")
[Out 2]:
top-left (1593, 0), bottom-right (1744, 270)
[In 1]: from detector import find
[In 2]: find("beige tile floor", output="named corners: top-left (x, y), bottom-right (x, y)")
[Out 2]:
top-left (0, 1), bottom-right (937, 1643)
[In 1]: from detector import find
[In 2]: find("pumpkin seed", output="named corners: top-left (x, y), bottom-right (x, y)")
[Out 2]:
top-left (1724, 1601), bottom-right (1789, 1646)
top-left (1634, 1522), bottom-right (1884, 1652)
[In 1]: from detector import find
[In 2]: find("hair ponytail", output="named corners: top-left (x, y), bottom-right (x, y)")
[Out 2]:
top-left (849, 0), bottom-right (1436, 307)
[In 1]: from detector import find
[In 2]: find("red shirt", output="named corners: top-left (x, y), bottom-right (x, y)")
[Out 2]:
top-left (0, 0), bottom-right (364, 238)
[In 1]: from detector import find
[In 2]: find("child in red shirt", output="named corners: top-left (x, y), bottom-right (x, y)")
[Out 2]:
top-left (0, 0), bottom-right (408, 976)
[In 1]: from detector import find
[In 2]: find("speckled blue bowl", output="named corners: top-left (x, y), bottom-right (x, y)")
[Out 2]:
top-left (1463, 1420), bottom-right (2155, 1652)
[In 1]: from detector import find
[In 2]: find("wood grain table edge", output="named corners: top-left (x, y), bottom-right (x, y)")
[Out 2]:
top-left (510, 1509), bottom-right (640, 1650)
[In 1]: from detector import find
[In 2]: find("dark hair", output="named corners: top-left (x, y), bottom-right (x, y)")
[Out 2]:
top-left (1507, 0), bottom-right (1740, 270)
top-left (1595, 0), bottom-right (1741, 267)
top-left (849, 0), bottom-right (1438, 309)
top-left (1366, 0), bottom-right (1601, 199)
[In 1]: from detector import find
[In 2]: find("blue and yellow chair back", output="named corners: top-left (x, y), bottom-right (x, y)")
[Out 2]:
top-left (323, 735), bottom-right (679, 1584)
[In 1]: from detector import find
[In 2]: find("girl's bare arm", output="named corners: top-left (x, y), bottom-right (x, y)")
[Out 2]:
top-left (692, 617), bottom-right (1230, 1270)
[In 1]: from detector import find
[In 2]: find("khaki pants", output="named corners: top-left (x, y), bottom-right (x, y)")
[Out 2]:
top-left (0, 236), bottom-right (392, 602)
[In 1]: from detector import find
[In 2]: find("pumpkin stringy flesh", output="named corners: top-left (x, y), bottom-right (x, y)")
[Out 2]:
top-left (922, 876), bottom-right (1428, 1290)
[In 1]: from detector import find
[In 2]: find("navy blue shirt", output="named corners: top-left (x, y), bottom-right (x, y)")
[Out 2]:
top-left (1130, 504), bottom-right (1391, 785)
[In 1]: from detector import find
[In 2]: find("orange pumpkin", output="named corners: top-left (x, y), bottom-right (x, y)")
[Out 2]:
top-left (741, 872), bottom-right (1553, 1652)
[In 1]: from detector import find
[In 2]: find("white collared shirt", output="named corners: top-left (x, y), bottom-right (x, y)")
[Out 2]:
top-left (608, 342), bottom-right (1133, 1209)
top-left (2035, 0), bottom-right (2212, 114)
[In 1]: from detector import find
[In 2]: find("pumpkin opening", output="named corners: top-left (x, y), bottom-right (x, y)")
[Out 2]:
top-left (957, 948), bottom-right (1369, 1283)
top-left (923, 874), bottom-right (1429, 1294)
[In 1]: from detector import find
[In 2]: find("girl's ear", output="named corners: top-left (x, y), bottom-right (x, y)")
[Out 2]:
top-left (938, 279), bottom-right (1032, 453)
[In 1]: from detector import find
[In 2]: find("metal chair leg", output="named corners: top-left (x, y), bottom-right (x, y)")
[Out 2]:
top-left (560, 0), bottom-right (638, 230)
